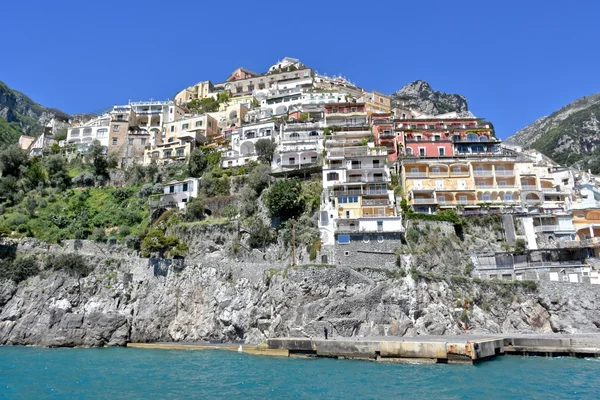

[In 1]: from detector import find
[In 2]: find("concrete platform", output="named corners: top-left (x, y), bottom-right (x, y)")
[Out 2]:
top-left (128, 334), bottom-right (600, 365)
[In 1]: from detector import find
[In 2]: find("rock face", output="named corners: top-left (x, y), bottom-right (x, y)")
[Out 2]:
top-left (391, 80), bottom-right (470, 116)
top-left (0, 80), bottom-right (69, 145)
top-left (1, 239), bottom-right (600, 347)
top-left (506, 93), bottom-right (600, 173)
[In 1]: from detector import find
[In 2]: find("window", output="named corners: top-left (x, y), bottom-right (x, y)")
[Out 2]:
top-left (113, 125), bottom-right (120, 132)
top-left (419, 148), bottom-right (426, 156)
top-left (327, 172), bottom-right (339, 181)
top-left (170, 126), bottom-right (175, 132)
top-left (169, 185), bottom-right (174, 193)
top-left (438, 148), bottom-right (445, 156)
top-left (182, 123), bottom-right (189, 130)
top-left (304, 70), bottom-right (310, 77)
top-left (112, 138), bottom-right (118, 146)
top-left (498, 181), bottom-right (507, 187)
top-left (332, 108), bottom-right (338, 113)
top-left (438, 195), bottom-right (446, 202)
top-left (196, 120), bottom-right (203, 127)
top-left (351, 107), bottom-right (357, 112)
top-left (141, 138), bottom-right (147, 145)
top-left (429, 125), bottom-right (435, 129)
top-left (97, 129), bottom-right (108, 138)
top-left (432, 167), bottom-right (440, 173)
top-left (459, 195), bottom-right (467, 202)
top-left (164, 151), bottom-right (172, 158)
top-left (170, 108), bottom-right (174, 114)
top-left (482, 194), bottom-right (491, 201)
top-left (208, 121), bottom-right (212, 127)
top-left (373, 160), bottom-right (381, 168)
top-left (406, 148), bottom-right (413, 155)
top-left (128, 138), bottom-right (134, 145)
top-left (433, 135), bottom-right (441, 141)
top-left (504, 193), bottom-right (513, 201)
top-left (377, 221), bottom-right (383, 232)
top-left (410, 124), bottom-right (417, 129)
top-left (453, 134), bottom-right (461, 142)
top-left (453, 167), bottom-right (462, 173)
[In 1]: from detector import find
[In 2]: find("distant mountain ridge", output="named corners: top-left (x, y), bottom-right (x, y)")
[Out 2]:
top-left (0, 80), bottom-right (69, 146)
top-left (390, 80), bottom-right (470, 116)
top-left (506, 93), bottom-right (600, 173)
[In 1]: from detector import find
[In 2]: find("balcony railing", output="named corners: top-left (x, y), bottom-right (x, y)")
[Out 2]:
top-left (473, 170), bottom-right (494, 177)
top-left (541, 187), bottom-right (558, 193)
top-left (476, 184), bottom-right (495, 189)
top-left (405, 172), bottom-right (427, 178)
top-left (495, 170), bottom-right (514, 176)
top-left (412, 198), bottom-right (437, 204)
top-left (429, 171), bottom-right (449, 177)
top-left (347, 177), bottom-right (387, 183)
top-left (362, 199), bottom-right (390, 206)
top-left (521, 185), bottom-right (538, 190)
top-left (333, 189), bottom-right (388, 196)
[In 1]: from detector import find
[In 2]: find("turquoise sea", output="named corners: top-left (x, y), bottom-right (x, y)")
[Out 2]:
top-left (1, 347), bottom-right (599, 399)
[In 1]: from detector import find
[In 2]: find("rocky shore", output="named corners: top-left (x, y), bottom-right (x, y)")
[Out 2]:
top-left (2, 237), bottom-right (600, 347)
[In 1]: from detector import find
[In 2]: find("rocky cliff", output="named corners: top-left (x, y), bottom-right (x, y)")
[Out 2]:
top-left (506, 93), bottom-right (600, 173)
top-left (2, 222), bottom-right (599, 347)
top-left (0, 80), bottom-right (69, 145)
top-left (391, 80), bottom-right (470, 116)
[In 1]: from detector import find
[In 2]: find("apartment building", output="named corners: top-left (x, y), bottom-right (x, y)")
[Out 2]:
top-left (272, 120), bottom-right (323, 171)
top-left (174, 80), bottom-right (214, 105)
top-left (359, 91), bottom-right (391, 115)
top-left (66, 114), bottom-right (112, 149)
top-left (221, 121), bottom-right (280, 168)
top-left (218, 66), bottom-right (313, 97)
top-left (371, 113), bottom-right (397, 161)
top-left (143, 114), bottom-right (218, 165)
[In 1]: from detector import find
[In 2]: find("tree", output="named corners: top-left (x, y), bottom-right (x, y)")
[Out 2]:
top-left (23, 160), bottom-right (47, 188)
top-left (188, 148), bottom-right (207, 177)
top-left (255, 138), bottom-right (277, 164)
top-left (0, 144), bottom-right (29, 178)
top-left (264, 179), bottom-right (304, 221)
top-left (44, 155), bottom-right (70, 189)
top-left (247, 164), bottom-right (271, 195)
top-left (107, 152), bottom-right (119, 169)
top-left (87, 140), bottom-right (108, 180)
top-left (183, 197), bottom-right (206, 222)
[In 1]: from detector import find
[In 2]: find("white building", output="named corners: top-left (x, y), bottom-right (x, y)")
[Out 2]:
top-left (154, 178), bottom-right (200, 209)
top-left (273, 121), bottom-right (324, 171)
top-left (66, 114), bottom-right (111, 149)
top-left (221, 122), bottom-right (280, 168)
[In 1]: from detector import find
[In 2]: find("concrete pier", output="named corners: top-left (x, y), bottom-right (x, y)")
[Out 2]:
top-left (128, 334), bottom-right (600, 364)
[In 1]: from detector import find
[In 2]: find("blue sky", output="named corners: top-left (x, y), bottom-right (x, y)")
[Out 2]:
top-left (1, 0), bottom-right (599, 139)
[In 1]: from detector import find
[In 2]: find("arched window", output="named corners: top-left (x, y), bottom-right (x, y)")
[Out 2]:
top-left (290, 132), bottom-right (300, 137)
top-left (310, 130), bottom-right (319, 136)
top-left (466, 133), bottom-right (479, 141)
top-left (479, 136), bottom-right (488, 142)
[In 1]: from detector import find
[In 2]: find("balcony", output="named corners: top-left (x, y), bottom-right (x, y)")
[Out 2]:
top-left (495, 170), bottom-right (514, 176)
top-left (541, 187), bottom-right (558, 193)
top-left (362, 199), bottom-right (390, 206)
top-left (404, 172), bottom-right (427, 178)
top-left (534, 224), bottom-right (575, 233)
top-left (412, 198), bottom-right (437, 204)
top-left (473, 170), bottom-right (494, 177)
top-left (347, 176), bottom-right (387, 183)
top-left (333, 189), bottom-right (388, 196)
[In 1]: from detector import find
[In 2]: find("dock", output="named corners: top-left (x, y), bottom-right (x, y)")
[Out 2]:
top-left (127, 334), bottom-right (600, 364)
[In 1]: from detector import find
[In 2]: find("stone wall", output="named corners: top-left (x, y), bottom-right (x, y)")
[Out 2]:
top-left (333, 232), bottom-right (402, 269)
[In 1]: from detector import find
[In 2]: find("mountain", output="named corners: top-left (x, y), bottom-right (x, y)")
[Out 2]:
top-left (506, 93), bottom-right (600, 173)
top-left (390, 80), bottom-right (470, 116)
top-left (0, 80), bottom-right (69, 146)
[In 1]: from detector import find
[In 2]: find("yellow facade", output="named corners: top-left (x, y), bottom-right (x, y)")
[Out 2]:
top-left (402, 158), bottom-right (542, 207)
top-left (174, 80), bottom-right (214, 105)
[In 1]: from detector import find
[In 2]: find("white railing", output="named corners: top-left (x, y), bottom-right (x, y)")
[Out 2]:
top-left (405, 172), bottom-right (427, 178)
top-left (534, 225), bottom-right (559, 233)
top-left (413, 198), bottom-right (437, 204)
top-left (521, 185), bottom-right (538, 190)
top-left (541, 188), bottom-right (557, 193)
top-left (476, 184), bottom-right (495, 189)
top-left (495, 170), bottom-right (514, 176)
top-left (473, 170), bottom-right (493, 176)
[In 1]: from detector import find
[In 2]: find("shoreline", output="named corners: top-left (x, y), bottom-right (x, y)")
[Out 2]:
top-left (125, 333), bottom-right (600, 365)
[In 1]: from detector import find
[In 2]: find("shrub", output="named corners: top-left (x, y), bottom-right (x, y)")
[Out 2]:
top-left (124, 234), bottom-right (140, 249)
top-left (246, 217), bottom-right (276, 249)
top-left (90, 228), bottom-right (106, 242)
top-left (45, 253), bottom-right (92, 277)
top-left (183, 198), bottom-right (206, 222)
top-left (72, 172), bottom-right (95, 187)
top-left (188, 149), bottom-right (207, 177)
top-left (0, 257), bottom-right (39, 283)
top-left (6, 213), bottom-right (28, 230)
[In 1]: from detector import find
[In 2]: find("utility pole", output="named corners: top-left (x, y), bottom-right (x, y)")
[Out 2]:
top-left (292, 218), bottom-right (296, 266)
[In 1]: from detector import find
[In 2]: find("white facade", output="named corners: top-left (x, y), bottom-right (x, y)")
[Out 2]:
top-left (160, 178), bottom-right (200, 209)
top-left (67, 115), bottom-right (111, 148)
top-left (273, 122), bottom-right (324, 171)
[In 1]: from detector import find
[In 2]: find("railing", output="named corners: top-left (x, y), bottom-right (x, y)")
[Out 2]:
top-left (534, 225), bottom-right (559, 233)
top-left (362, 199), bottom-right (390, 206)
top-left (521, 185), bottom-right (538, 190)
top-left (333, 189), bottom-right (388, 196)
top-left (347, 177), bottom-right (387, 183)
top-left (336, 225), bottom-right (360, 233)
top-left (495, 170), bottom-right (514, 176)
top-left (476, 184), bottom-right (495, 189)
top-left (412, 198), bottom-right (437, 204)
top-left (541, 188), bottom-right (558, 193)
top-left (456, 200), bottom-right (477, 205)
top-left (429, 171), bottom-right (449, 177)
top-left (473, 170), bottom-right (494, 176)
top-left (405, 172), bottom-right (427, 178)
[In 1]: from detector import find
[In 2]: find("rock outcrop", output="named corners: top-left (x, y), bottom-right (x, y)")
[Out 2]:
top-left (506, 93), bottom-right (600, 173)
top-left (0, 80), bottom-right (69, 145)
top-left (391, 80), bottom-right (470, 116)
top-left (1, 237), bottom-right (599, 347)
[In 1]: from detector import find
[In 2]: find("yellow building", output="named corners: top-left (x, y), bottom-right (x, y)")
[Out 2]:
top-left (573, 209), bottom-right (600, 244)
top-left (360, 91), bottom-right (391, 115)
top-left (162, 114), bottom-right (219, 145)
top-left (174, 80), bottom-right (214, 105)
top-left (144, 141), bottom-right (193, 165)
top-left (401, 156), bottom-right (566, 213)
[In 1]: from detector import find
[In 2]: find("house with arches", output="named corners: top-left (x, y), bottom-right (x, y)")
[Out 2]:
top-left (272, 121), bottom-right (324, 171)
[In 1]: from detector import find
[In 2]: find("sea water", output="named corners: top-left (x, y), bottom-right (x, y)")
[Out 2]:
top-left (1, 347), bottom-right (599, 399)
